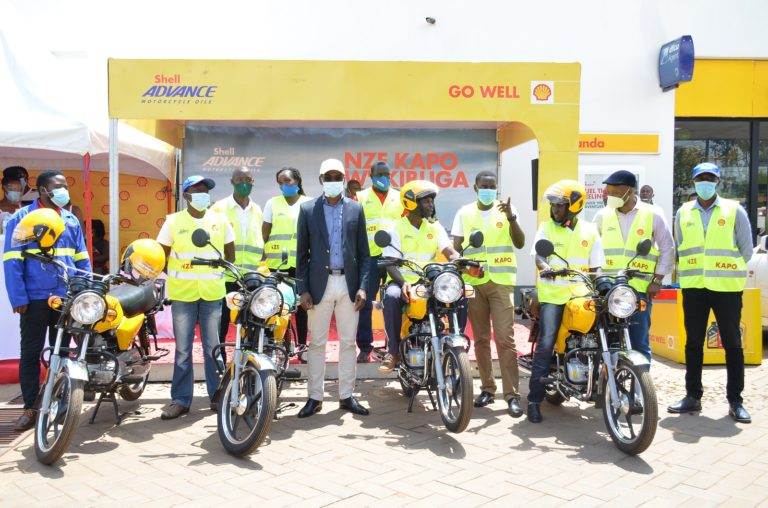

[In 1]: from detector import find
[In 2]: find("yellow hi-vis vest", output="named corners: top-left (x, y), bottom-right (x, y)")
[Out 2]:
top-left (457, 201), bottom-right (517, 286)
top-left (677, 199), bottom-right (747, 291)
top-left (211, 198), bottom-right (264, 280)
top-left (600, 202), bottom-right (660, 293)
top-left (390, 217), bottom-right (440, 284)
top-left (166, 209), bottom-right (229, 302)
top-left (537, 219), bottom-right (598, 305)
top-left (264, 195), bottom-right (311, 270)
top-left (358, 187), bottom-right (404, 257)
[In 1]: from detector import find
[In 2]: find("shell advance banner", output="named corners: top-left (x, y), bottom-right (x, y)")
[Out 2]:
top-left (183, 127), bottom-right (497, 227)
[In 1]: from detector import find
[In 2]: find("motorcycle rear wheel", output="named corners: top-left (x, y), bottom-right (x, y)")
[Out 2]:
top-left (545, 387), bottom-right (565, 406)
top-left (437, 347), bottom-right (473, 433)
top-left (118, 375), bottom-right (148, 401)
top-left (601, 362), bottom-right (657, 455)
top-left (218, 366), bottom-right (277, 456)
top-left (35, 373), bottom-right (84, 465)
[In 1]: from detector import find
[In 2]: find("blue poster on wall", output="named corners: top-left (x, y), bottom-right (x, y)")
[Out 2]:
top-left (659, 35), bottom-right (695, 91)
top-left (182, 127), bottom-right (498, 228)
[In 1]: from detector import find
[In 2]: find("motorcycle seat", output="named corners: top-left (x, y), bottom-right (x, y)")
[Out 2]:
top-left (109, 283), bottom-right (159, 318)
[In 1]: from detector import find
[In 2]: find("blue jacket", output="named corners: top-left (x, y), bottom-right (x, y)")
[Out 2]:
top-left (3, 201), bottom-right (91, 308)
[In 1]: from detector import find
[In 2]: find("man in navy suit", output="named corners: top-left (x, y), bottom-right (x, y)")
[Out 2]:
top-left (296, 158), bottom-right (371, 417)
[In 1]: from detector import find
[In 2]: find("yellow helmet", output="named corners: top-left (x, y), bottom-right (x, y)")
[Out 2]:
top-left (121, 239), bottom-right (166, 279)
top-left (11, 208), bottom-right (65, 250)
top-left (543, 179), bottom-right (586, 215)
top-left (400, 180), bottom-right (439, 211)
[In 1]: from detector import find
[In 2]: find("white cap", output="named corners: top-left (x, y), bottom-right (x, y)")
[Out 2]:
top-left (319, 158), bottom-right (345, 176)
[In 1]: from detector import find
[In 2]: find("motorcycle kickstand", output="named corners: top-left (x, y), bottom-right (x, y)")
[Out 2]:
top-left (407, 390), bottom-right (417, 413)
top-left (275, 402), bottom-right (297, 418)
top-left (426, 388), bottom-right (438, 411)
top-left (90, 391), bottom-right (122, 425)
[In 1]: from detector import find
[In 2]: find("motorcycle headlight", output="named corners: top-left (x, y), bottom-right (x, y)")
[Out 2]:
top-left (433, 272), bottom-right (463, 304)
top-left (249, 286), bottom-right (283, 319)
top-left (70, 291), bottom-right (107, 325)
top-left (607, 286), bottom-right (637, 319)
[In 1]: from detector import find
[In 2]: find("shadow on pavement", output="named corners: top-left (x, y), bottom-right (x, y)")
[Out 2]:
top-left (659, 414), bottom-right (741, 443)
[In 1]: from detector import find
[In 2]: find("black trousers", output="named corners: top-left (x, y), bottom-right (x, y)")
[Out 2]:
top-left (681, 288), bottom-right (744, 404)
top-left (19, 300), bottom-right (59, 409)
top-left (219, 269), bottom-right (308, 346)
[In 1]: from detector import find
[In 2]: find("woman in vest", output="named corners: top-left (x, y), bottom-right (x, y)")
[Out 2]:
top-left (527, 180), bottom-right (605, 424)
top-left (262, 167), bottom-right (312, 351)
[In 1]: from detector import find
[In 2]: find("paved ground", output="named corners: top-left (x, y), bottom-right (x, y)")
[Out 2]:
top-left (1, 351), bottom-right (767, 507)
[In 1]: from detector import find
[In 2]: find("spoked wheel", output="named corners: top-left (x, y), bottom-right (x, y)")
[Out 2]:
top-left (545, 386), bottom-right (565, 405)
top-left (601, 361), bottom-right (658, 455)
top-left (218, 366), bottom-right (277, 456)
top-left (437, 347), bottom-right (473, 433)
top-left (118, 375), bottom-right (149, 401)
top-left (35, 372), bottom-right (84, 465)
top-left (268, 345), bottom-right (289, 397)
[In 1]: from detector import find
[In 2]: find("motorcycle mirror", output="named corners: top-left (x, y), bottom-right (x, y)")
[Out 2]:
top-left (468, 231), bottom-right (484, 249)
top-left (374, 230), bottom-right (392, 248)
top-left (534, 239), bottom-right (555, 258)
top-left (635, 238), bottom-right (652, 257)
top-left (280, 248), bottom-right (289, 267)
top-left (191, 229), bottom-right (211, 248)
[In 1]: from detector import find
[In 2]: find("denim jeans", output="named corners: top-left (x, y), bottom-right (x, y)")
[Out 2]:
top-left (19, 300), bottom-right (58, 409)
top-left (170, 299), bottom-right (222, 407)
top-left (383, 283), bottom-right (404, 355)
top-left (528, 302), bottom-right (565, 404)
top-left (628, 292), bottom-right (652, 362)
top-left (356, 255), bottom-right (382, 353)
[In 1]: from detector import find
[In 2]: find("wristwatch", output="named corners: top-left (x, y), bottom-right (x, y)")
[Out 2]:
top-left (508, 213), bottom-right (517, 223)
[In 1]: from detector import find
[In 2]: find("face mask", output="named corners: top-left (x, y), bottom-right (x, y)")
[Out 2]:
top-left (188, 192), bottom-right (211, 211)
top-left (477, 189), bottom-right (497, 206)
top-left (19, 178), bottom-right (27, 189)
top-left (606, 189), bottom-right (629, 210)
top-left (322, 181), bottom-right (344, 198)
top-left (5, 190), bottom-right (21, 202)
top-left (280, 184), bottom-right (300, 197)
top-left (47, 187), bottom-right (70, 208)
top-left (372, 175), bottom-right (390, 192)
top-left (640, 197), bottom-right (653, 204)
top-left (694, 181), bottom-right (717, 201)
top-left (234, 182), bottom-right (252, 197)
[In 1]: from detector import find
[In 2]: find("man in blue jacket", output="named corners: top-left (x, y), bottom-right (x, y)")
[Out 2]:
top-left (3, 169), bottom-right (91, 431)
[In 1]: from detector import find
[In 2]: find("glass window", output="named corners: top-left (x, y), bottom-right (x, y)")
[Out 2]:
top-left (673, 120), bottom-right (751, 212)
top-left (758, 122), bottom-right (768, 235)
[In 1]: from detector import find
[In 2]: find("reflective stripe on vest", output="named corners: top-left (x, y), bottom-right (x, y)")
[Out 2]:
top-left (537, 220), bottom-right (598, 304)
top-left (389, 217), bottom-right (439, 284)
top-left (457, 201), bottom-right (517, 286)
top-left (166, 210), bottom-right (229, 302)
top-left (600, 203), bottom-right (659, 293)
top-left (677, 199), bottom-right (747, 291)
top-left (212, 198), bottom-right (264, 281)
top-left (264, 195), bottom-right (310, 269)
top-left (359, 187), bottom-right (404, 257)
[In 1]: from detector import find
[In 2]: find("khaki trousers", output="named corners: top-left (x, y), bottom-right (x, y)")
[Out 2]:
top-left (468, 280), bottom-right (520, 401)
top-left (307, 275), bottom-right (360, 401)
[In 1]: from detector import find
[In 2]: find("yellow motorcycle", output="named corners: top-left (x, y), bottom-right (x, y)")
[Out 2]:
top-left (518, 238), bottom-right (658, 455)
top-left (27, 242), bottom-right (168, 465)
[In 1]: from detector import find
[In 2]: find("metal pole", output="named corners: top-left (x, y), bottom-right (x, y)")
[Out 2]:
top-left (109, 118), bottom-right (119, 273)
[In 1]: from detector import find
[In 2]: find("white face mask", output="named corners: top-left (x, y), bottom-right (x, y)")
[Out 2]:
top-left (606, 189), bottom-right (629, 210)
top-left (322, 181), bottom-right (344, 198)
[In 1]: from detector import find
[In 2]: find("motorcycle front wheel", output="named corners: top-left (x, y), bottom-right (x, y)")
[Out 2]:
top-left (437, 347), bottom-right (473, 433)
top-left (218, 365), bottom-right (277, 456)
top-left (601, 361), bottom-right (658, 455)
top-left (35, 372), bottom-right (84, 465)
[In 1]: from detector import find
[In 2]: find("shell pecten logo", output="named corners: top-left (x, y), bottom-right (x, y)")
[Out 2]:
top-left (530, 81), bottom-right (554, 104)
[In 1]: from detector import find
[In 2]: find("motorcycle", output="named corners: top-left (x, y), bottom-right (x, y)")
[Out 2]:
top-left (517, 238), bottom-right (658, 455)
top-left (374, 229), bottom-right (484, 433)
top-left (189, 229), bottom-right (300, 456)
top-left (26, 251), bottom-right (168, 465)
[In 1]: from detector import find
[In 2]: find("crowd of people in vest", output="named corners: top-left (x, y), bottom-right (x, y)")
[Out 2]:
top-left (3, 159), bottom-right (754, 430)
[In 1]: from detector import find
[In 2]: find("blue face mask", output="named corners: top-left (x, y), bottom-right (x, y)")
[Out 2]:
top-left (694, 181), bottom-right (717, 201)
top-left (281, 184), bottom-right (300, 197)
top-left (372, 175), bottom-right (390, 192)
top-left (188, 192), bottom-right (211, 211)
top-left (477, 188), bottom-right (497, 206)
top-left (5, 190), bottom-right (21, 202)
top-left (47, 187), bottom-right (70, 208)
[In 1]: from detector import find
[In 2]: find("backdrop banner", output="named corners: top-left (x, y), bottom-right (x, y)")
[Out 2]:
top-left (183, 127), bottom-right (498, 227)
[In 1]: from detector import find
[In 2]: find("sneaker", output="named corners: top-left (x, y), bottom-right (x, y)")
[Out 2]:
top-left (161, 402), bottom-right (190, 420)
top-left (378, 354), bottom-right (401, 374)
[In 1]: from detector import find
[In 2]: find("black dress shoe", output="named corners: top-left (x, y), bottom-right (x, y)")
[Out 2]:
top-left (508, 398), bottom-right (524, 418)
top-left (298, 399), bottom-right (322, 418)
top-left (527, 402), bottom-right (542, 423)
top-left (474, 391), bottom-right (495, 407)
top-left (339, 396), bottom-right (369, 416)
top-left (356, 350), bottom-right (371, 363)
top-left (667, 396), bottom-right (701, 414)
top-left (729, 403), bottom-right (751, 423)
